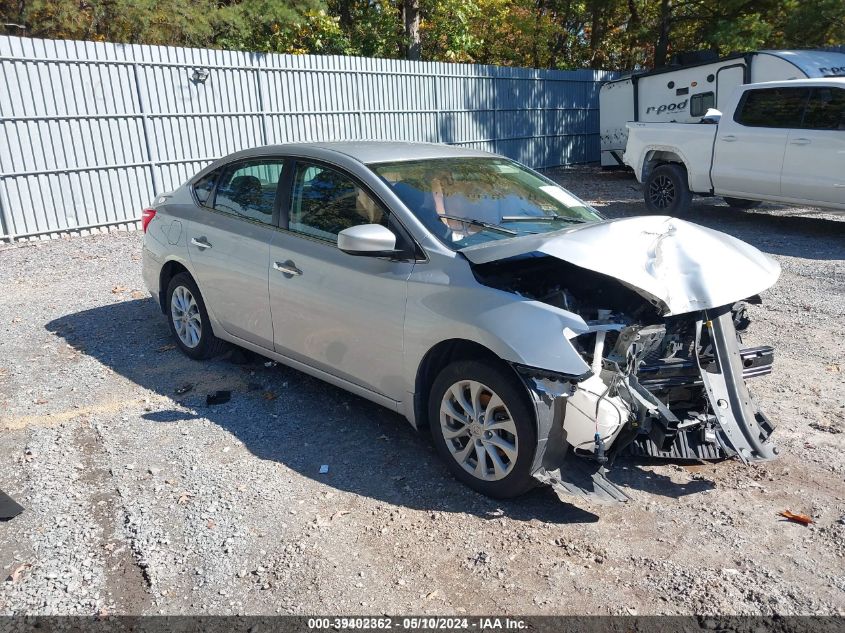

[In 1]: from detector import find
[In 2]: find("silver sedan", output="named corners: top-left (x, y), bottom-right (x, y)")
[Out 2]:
top-left (141, 142), bottom-right (780, 502)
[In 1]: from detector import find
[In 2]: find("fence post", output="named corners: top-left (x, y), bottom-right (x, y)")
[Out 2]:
top-left (492, 70), bottom-right (498, 156)
top-left (353, 60), bottom-right (364, 140)
top-left (131, 63), bottom-right (161, 196)
top-left (432, 64), bottom-right (441, 143)
top-left (254, 65), bottom-right (269, 145)
top-left (0, 180), bottom-right (14, 241)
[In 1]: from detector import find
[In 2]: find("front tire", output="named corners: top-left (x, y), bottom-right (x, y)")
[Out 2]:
top-left (429, 360), bottom-right (537, 499)
top-left (166, 272), bottom-right (228, 360)
top-left (723, 197), bottom-right (762, 210)
top-left (644, 163), bottom-right (692, 215)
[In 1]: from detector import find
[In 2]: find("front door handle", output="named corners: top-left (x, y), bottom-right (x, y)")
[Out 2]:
top-left (273, 260), bottom-right (303, 277)
top-left (721, 134), bottom-right (737, 142)
top-left (191, 237), bottom-right (212, 250)
top-left (790, 137), bottom-right (811, 145)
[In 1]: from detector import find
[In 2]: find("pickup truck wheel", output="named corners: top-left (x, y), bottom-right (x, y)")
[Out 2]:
top-left (644, 164), bottom-right (692, 215)
top-left (723, 197), bottom-right (762, 210)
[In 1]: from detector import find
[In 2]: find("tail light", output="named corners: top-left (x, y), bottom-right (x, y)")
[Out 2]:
top-left (141, 208), bottom-right (156, 233)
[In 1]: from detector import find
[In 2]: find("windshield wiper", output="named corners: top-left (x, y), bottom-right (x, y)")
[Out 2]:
top-left (500, 214), bottom-right (586, 224)
top-left (439, 214), bottom-right (518, 235)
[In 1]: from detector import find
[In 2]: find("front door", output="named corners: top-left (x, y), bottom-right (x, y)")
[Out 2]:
top-left (268, 160), bottom-right (414, 400)
top-left (711, 86), bottom-right (809, 198)
top-left (780, 86), bottom-right (845, 205)
top-left (186, 158), bottom-right (286, 350)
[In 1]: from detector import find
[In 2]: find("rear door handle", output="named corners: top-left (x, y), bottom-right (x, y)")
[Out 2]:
top-left (721, 135), bottom-right (737, 142)
top-left (191, 237), bottom-right (212, 250)
top-left (273, 260), bottom-right (302, 277)
top-left (790, 138), bottom-right (811, 145)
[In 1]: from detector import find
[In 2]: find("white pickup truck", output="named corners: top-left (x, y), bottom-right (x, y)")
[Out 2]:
top-left (624, 78), bottom-right (845, 215)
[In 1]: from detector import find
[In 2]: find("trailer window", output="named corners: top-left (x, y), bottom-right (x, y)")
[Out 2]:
top-left (690, 92), bottom-right (715, 117)
top-left (735, 87), bottom-right (809, 128)
top-left (802, 87), bottom-right (845, 130)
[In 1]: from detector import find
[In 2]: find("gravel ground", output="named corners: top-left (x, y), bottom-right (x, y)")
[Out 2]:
top-left (1, 167), bottom-right (843, 616)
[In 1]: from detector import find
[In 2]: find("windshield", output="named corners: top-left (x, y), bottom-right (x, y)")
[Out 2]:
top-left (370, 157), bottom-right (602, 249)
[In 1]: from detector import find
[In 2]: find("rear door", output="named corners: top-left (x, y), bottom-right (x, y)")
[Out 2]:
top-left (711, 86), bottom-right (809, 197)
top-left (780, 86), bottom-right (845, 205)
top-left (186, 158), bottom-right (286, 350)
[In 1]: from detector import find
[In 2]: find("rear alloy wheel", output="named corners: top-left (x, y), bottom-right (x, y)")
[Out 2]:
top-left (429, 361), bottom-right (536, 498)
top-left (644, 163), bottom-right (692, 215)
top-left (723, 197), bottom-right (762, 210)
top-left (171, 285), bottom-right (202, 349)
top-left (166, 272), bottom-right (227, 360)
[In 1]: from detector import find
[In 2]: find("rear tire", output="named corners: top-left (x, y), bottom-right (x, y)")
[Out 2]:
top-left (428, 360), bottom-right (537, 499)
top-left (723, 197), bottom-right (762, 209)
top-left (644, 163), bottom-right (692, 216)
top-left (166, 272), bottom-right (228, 360)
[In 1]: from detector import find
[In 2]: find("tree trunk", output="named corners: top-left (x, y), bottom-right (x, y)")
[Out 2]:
top-left (625, 0), bottom-right (641, 69)
top-left (336, 0), bottom-right (353, 34)
top-left (403, 0), bottom-right (421, 61)
top-left (654, 0), bottom-right (672, 68)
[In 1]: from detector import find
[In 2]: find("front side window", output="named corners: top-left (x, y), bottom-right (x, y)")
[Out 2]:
top-left (371, 157), bottom-right (601, 249)
top-left (690, 91), bottom-right (715, 117)
top-left (735, 88), bottom-right (809, 128)
top-left (289, 163), bottom-right (388, 241)
top-left (802, 87), bottom-right (845, 130)
top-left (213, 159), bottom-right (285, 224)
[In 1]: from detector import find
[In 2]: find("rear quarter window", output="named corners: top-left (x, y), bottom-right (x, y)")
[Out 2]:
top-left (802, 87), bottom-right (845, 130)
top-left (193, 171), bottom-right (218, 206)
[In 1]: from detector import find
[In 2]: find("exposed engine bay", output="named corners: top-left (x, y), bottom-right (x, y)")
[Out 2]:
top-left (472, 253), bottom-right (777, 503)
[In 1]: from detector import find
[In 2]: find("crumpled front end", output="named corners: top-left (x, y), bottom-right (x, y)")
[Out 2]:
top-left (469, 232), bottom-right (780, 503)
top-left (518, 301), bottom-right (777, 503)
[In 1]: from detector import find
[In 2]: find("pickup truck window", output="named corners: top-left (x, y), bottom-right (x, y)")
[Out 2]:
top-left (735, 87), bottom-right (810, 128)
top-left (802, 87), bottom-right (845, 130)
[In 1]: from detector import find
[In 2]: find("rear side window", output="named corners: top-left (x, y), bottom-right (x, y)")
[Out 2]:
top-left (735, 87), bottom-right (809, 128)
top-left (193, 171), bottom-right (218, 206)
top-left (690, 91), bottom-right (715, 117)
top-left (213, 159), bottom-right (285, 224)
top-left (802, 87), bottom-right (845, 130)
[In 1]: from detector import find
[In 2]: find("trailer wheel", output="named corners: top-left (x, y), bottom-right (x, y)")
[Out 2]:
top-left (723, 197), bottom-right (762, 210)
top-left (644, 163), bottom-right (692, 216)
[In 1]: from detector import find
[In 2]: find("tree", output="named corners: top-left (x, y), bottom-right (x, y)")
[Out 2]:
top-left (403, 0), bottom-right (421, 59)
top-left (3, 0), bottom-right (844, 70)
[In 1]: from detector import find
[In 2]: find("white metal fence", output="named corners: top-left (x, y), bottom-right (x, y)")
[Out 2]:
top-left (0, 35), bottom-right (612, 241)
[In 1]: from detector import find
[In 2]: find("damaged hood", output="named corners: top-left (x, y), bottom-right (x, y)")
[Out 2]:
top-left (460, 216), bottom-right (781, 315)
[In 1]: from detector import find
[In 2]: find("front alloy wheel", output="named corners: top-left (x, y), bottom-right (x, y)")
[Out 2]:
top-left (429, 360), bottom-right (536, 498)
top-left (440, 379), bottom-right (518, 481)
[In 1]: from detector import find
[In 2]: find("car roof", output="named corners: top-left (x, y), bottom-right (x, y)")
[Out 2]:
top-left (236, 141), bottom-right (495, 165)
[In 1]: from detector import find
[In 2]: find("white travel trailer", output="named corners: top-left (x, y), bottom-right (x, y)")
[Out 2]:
top-left (600, 49), bottom-right (845, 167)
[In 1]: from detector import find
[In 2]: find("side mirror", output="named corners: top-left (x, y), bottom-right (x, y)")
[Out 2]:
top-left (337, 224), bottom-right (398, 257)
top-left (701, 107), bottom-right (722, 124)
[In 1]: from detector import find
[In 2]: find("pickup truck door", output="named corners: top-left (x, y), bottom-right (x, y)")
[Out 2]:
top-left (780, 87), bottom-right (845, 205)
top-left (711, 87), bottom-right (809, 198)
